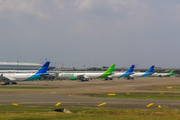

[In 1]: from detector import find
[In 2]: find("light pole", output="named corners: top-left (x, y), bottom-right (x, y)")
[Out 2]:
top-left (17, 61), bottom-right (19, 72)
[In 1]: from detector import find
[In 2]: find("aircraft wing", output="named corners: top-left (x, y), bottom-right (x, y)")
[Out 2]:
top-left (76, 74), bottom-right (89, 80)
top-left (83, 75), bottom-right (90, 79)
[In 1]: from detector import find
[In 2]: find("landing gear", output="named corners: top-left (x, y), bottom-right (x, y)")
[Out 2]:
top-left (3, 81), bottom-right (17, 85)
top-left (12, 81), bottom-right (17, 84)
top-left (80, 79), bottom-right (89, 82)
top-left (5, 82), bottom-right (10, 85)
top-left (127, 77), bottom-right (134, 80)
top-left (104, 78), bottom-right (113, 80)
top-left (84, 79), bottom-right (89, 81)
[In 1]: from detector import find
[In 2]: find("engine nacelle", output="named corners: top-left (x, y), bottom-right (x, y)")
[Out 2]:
top-left (70, 76), bottom-right (77, 80)
top-left (40, 73), bottom-right (55, 80)
top-left (40, 73), bottom-right (48, 79)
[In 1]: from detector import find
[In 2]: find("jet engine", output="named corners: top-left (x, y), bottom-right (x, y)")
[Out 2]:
top-left (70, 76), bottom-right (77, 80)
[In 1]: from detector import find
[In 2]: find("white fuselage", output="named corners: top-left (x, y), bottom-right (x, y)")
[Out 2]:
top-left (108, 72), bottom-right (124, 78)
top-left (130, 72), bottom-right (147, 78)
top-left (58, 72), bottom-right (104, 79)
top-left (0, 73), bottom-right (34, 81)
top-left (152, 73), bottom-right (168, 77)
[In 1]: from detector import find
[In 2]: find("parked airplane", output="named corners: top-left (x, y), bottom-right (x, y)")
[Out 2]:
top-left (0, 62), bottom-right (50, 85)
top-left (153, 69), bottom-right (174, 77)
top-left (108, 65), bottom-right (135, 80)
top-left (58, 64), bottom-right (116, 81)
top-left (129, 65), bottom-right (155, 78)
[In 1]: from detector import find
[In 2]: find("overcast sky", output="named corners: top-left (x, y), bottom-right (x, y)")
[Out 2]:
top-left (0, 0), bottom-right (180, 68)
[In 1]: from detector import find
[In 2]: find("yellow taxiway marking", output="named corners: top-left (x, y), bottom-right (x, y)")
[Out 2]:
top-left (167, 87), bottom-right (172, 88)
top-left (97, 102), bottom-right (106, 106)
top-left (108, 94), bottom-right (116, 96)
top-left (126, 92), bottom-right (130, 94)
top-left (160, 93), bottom-right (164, 94)
top-left (55, 102), bottom-right (61, 106)
top-left (158, 105), bottom-right (161, 109)
top-left (12, 103), bottom-right (19, 106)
top-left (146, 103), bottom-right (154, 107)
top-left (69, 95), bottom-right (71, 96)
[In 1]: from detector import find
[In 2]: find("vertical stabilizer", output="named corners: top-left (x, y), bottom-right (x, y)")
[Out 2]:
top-left (98, 64), bottom-right (115, 78)
top-left (125, 65), bottom-right (135, 73)
top-left (103, 64), bottom-right (116, 74)
top-left (146, 65), bottom-right (155, 74)
top-left (35, 62), bottom-right (50, 74)
top-left (168, 69), bottom-right (174, 75)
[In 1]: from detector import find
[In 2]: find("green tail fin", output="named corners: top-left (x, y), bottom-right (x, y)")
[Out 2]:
top-left (169, 69), bottom-right (174, 75)
top-left (98, 64), bottom-right (116, 78)
top-left (104, 64), bottom-right (116, 74)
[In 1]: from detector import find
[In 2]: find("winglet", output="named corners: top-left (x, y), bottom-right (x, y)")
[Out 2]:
top-left (35, 62), bottom-right (50, 74)
top-left (125, 65), bottom-right (135, 73)
top-left (146, 65), bottom-right (155, 74)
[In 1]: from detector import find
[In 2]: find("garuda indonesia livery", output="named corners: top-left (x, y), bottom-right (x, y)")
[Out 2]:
top-left (0, 62), bottom-right (50, 85)
top-left (108, 65), bottom-right (135, 80)
top-left (58, 64), bottom-right (115, 81)
top-left (153, 69), bottom-right (174, 77)
top-left (129, 65), bottom-right (155, 78)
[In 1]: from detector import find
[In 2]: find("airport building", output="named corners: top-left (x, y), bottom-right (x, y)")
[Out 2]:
top-left (0, 62), bottom-right (55, 70)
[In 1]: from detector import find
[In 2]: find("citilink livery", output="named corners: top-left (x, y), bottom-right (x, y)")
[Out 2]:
top-left (58, 64), bottom-right (116, 81)
top-left (153, 69), bottom-right (173, 77)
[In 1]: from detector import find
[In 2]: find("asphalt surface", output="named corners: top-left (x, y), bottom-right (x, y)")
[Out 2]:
top-left (1, 77), bottom-right (180, 108)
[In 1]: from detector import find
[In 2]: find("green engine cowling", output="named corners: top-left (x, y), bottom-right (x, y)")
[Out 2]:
top-left (70, 76), bottom-right (77, 80)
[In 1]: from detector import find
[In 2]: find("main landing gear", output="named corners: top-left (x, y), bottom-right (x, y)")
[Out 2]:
top-left (4, 81), bottom-right (17, 85)
top-left (104, 78), bottom-right (113, 80)
top-left (12, 81), bottom-right (17, 84)
top-left (80, 79), bottom-right (89, 82)
top-left (4, 82), bottom-right (10, 85)
top-left (127, 77), bottom-right (134, 80)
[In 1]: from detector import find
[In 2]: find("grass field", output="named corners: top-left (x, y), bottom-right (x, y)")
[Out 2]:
top-left (93, 93), bottom-right (180, 99)
top-left (153, 86), bottom-right (180, 91)
top-left (0, 105), bottom-right (180, 120)
top-left (0, 86), bottom-right (58, 89)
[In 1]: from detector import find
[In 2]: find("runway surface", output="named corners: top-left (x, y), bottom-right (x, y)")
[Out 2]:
top-left (1, 77), bottom-right (180, 108)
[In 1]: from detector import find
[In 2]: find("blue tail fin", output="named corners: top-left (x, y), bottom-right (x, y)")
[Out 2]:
top-left (35, 62), bottom-right (50, 74)
top-left (125, 65), bottom-right (135, 73)
top-left (146, 65), bottom-right (155, 73)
